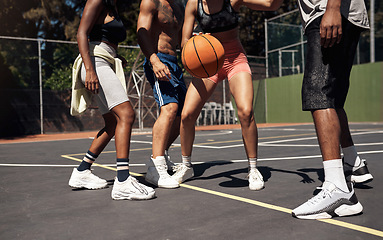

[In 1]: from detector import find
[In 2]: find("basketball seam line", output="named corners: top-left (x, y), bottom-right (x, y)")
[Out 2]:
top-left (193, 37), bottom-right (209, 77)
top-left (182, 45), bottom-right (196, 77)
top-left (201, 35), bottom-right (219, 74)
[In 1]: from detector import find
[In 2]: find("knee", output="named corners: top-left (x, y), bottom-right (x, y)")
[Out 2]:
top-left (118, 109), bottom-right (135, 126)
top-left (161, 104), bottom-right (178, 122)
top-left (237, 106), bottom-right (254, 123)
top-left (181, 109), bottom-right (197, 124)
top-left (104, 120), bottom-right (117, 134)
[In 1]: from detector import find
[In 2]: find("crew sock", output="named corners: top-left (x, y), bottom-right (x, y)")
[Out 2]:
top-left (248, 158), bottom-right (257, 171)
top-left (323, 159), bottom-right (349, 192)
top-left (117, 158), bottom-right (130, 182)
top-left (77, 150), bottom-right (98, 171)
top-left (182, 155), bottom-right (192, 167)
top-left (342, 146), bottom-right (361, 167)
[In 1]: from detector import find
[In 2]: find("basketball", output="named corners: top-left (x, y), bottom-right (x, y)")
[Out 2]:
top-left (181, 34), bottom-right (225, 78)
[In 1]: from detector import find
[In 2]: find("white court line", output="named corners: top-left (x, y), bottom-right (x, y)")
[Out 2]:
top-left (261, 128), bottom-right (315, 131)
top-left (0, 163), bottom-right (146, 167)
top-left (3, 150), bottom-right (382, 168)
top-left (95, 130), bottom-right (234, 143)
top-left (195, 130), bottom-right (233, 136)
top-left (260, 142), bottom-right (383, 147)
top-left (187, 130), bottom-right (383, 149)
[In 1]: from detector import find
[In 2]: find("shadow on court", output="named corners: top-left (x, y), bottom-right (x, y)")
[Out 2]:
top-left (0, 123), bottom-right (382, 239)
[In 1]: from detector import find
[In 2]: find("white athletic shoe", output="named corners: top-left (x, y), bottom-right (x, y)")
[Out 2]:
top-left (172, 164), bottom-right (194, 184)
top-left (111, 176), bottom-right (155, 200)
top-left (247, 168), bottom-right (264, 191)
top-left (68, 168), bottom-right (108, 189)
top-left (165, 153), bottom-right (176, 172)
top-left (292, 181), bottom-right (363, 219)
top-left (145, 158), bottom-right (179, 188)
top-left (344, 159), bottom-right (373, 184)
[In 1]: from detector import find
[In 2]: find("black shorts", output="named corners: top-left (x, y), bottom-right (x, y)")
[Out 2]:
top-left (301, 16), bottom-right (363, 111)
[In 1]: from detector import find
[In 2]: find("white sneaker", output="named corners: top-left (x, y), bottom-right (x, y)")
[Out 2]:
top-left (292, 181), bottom-right (363, 219)
top-left (172, 164), bottom-right (194, 184)
top-left (111, 176), bottom-right (155, 200)
top-left (68, 168), bottom-right (108, 189)
top-left (164, 153), bottom-right (176, 172)
top-left (344, 159), bottom-right (373, 184)
top-left (145, 159), bottom-right (179, 188)
top-left (247, 168), bottom-right (264, 191)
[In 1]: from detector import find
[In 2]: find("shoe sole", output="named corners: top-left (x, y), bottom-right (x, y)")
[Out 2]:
top-left (111, 191), bottom-right (156, 200)
top-left (249, 184), bottom-right (264, 191)
top-left (145, 176), bottom-right (179, 189)
top-left (351, 174), bottom-right (373, 184)
top-left (292, 202), bottom-right (363, 220)
top-left (69, 181), bottom-right (108, 190)
top-left (172, 171), bottom-right (194, 184)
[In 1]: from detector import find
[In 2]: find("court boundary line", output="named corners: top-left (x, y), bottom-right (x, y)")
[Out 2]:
top-left (60, 154), bottom-right (383, 238)
top-left (2, 149), bottom-right (382, 168)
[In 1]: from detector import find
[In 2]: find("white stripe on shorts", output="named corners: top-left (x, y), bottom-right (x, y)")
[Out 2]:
top-left (154, 80), bottom-right (164, 106)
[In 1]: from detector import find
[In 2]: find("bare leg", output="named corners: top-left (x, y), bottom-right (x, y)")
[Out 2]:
top-left (229, 72), bottom-right (257, 158)
top-left (152, 102), bottom-right (178, 158)
top-left (312, 108), bottom-right (348, 190)
top-left (166, 116), bottom-right (181, 151)
top-left (336, 108), bottom-right (354, 148)
top-left (110, 101), bottom-right (135, 159)
top-left (180, 78), bottom-right (217, 157)
top-left (88, 112), bottom-right (117, 156)
top-left (311, 108), bottom-right (341, 161)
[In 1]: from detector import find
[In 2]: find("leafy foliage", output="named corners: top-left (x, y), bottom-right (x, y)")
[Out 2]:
top-left (0, 0), bottom-right (382, 90)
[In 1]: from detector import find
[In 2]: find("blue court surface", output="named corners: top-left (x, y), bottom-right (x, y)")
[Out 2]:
top-left (0, 123), bottom-right (382, 240)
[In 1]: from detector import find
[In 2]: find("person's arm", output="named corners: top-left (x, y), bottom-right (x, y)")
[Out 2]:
top-left (320, 0), bottom-right (342, 48)
top-left (77, 0), bottom-right (104, 94)
top-left (239, 0), bottom-right (283, 11)
top-left (137, 0), bottom-right (170, 81)
top-left (181, 0), bottom-right (198, 48)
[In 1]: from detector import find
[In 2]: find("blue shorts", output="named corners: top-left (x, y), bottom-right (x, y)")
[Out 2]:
top-left (144, 53), bottom-right (186, 116)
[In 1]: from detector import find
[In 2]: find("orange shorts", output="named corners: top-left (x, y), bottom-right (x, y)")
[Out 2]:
top-left (208, 39), bottom-right (252, 84)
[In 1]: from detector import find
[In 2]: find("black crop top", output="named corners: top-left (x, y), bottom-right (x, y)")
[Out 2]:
top-left (89, 18), bottom-right (126, 45)
top-left (196, 0), bottom-right (239, 33)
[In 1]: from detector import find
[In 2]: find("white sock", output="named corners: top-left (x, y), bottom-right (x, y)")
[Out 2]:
top-left (248, 158), bottom-right (257, 170)
top-left (342, 146), bottom-right (360, 167)
top-left (152, 156), bottom-right (166, 165)
top-left (323, 159), bottom-right (349, 192)
top-left (182, 155), bottom-right (192, 167)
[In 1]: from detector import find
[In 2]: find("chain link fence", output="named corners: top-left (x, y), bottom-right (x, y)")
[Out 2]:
top-left (1, 6), bottom-right (380, 137)
top-left (1, 36), bottom-right (260, 137)
top-left (265, 8), bottom-right (382, 78)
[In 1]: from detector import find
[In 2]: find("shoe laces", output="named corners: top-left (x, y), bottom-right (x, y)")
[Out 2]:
top-left (155, 163), bottom-right (171, 178)
top-left (173, 164), bottom-right (189, 176)
top-left (307, 187), bottom-right (333, 205)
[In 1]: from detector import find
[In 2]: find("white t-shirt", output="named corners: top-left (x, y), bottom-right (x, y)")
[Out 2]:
top-left (297, 0), bottom-right (370, 31)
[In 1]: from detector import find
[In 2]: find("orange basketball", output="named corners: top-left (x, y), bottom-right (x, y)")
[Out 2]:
top-left (182, 34), bottom-right (225, 78)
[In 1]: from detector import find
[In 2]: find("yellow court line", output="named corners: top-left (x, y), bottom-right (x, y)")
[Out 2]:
top-left (62, 154), bottom-right (383, 238)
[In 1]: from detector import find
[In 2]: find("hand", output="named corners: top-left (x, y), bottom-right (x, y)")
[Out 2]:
top-left (151, 59), bottom-right (171, 81)
top-left (85, 70), bottom-right (100, 94)
top-left (193, 32), bottom-right (210, 36)
top-left (320, 8), bottom-right (342, 48)
top-left (117, 54), bottom-right (128, 67)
